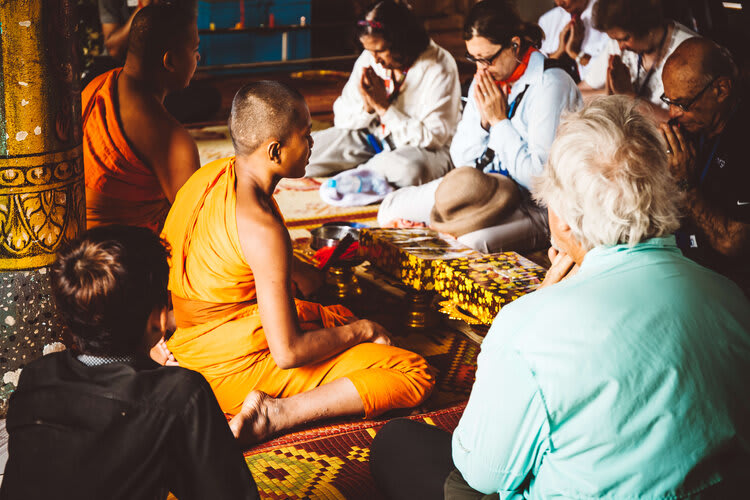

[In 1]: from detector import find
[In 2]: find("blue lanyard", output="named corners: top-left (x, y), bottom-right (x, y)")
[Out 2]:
top-left (507, 85), bottom-right (529, 119)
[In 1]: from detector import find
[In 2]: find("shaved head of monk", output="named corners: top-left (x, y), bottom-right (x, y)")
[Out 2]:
top-left (228, 81), bottom-right (313, 178)
top-left (128, 4), bottom-right (200, 90)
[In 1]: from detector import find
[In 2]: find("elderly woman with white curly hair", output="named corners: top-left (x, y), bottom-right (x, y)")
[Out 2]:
top-left (369, 96), bottom-right (750, 499)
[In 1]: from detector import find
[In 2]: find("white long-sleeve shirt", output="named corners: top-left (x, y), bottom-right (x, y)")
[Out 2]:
top-left (584, 22), bottom-right (698, 108)
top-left (450, 51), bottom-right (582, 191)
top-left (332, 40), bottom-right (461, 150)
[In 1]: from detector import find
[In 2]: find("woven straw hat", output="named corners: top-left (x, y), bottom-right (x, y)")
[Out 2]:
top-left (430, 167), bottom-right (521, 237)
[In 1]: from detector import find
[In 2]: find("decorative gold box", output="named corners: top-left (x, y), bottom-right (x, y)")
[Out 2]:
top-left (359, 228), bottom-right (480, 291)
top-left (434, 253), bottom-right (547, 325)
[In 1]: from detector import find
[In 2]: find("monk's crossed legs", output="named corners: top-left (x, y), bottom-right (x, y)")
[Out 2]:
top-left (222, 342), bottom-right (436, 445)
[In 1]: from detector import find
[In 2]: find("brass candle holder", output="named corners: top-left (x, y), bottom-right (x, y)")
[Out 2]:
top-left (404, 289), bottom-right (433, 329)
top-left (326, 262), bottom-right (362, 301)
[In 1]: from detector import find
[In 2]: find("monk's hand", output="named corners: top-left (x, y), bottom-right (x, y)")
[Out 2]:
top-left (539, 247), bottom-right (578, 289)
top-left (292, 257), bottom-right (325, 299)
top-left (660, 121), bottom-right (697, 187)
top-left (607, 55), bottom-right (634, 96)
top-left (475, 68), bottom-right (508, 127)
top-left (360, 66), bottom-right (390, 116)
top-left (353, 319), bottom-right (392, 346)
top-left (150, 338), bottom-right (179, 366)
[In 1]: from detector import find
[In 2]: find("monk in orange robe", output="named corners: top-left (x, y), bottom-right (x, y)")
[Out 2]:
top-left (162, 81), bottom-right (435, 444)
top-left (82, 4), bottom-right (201, 233)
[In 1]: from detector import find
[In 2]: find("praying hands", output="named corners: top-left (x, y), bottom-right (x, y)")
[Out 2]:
top-left (606, 55), bottom-right (634, 96)
top-left (474, 67), bottom-right (508, 129)
top-left (563, 17), bottom-right (585, 60)
top-left (359, 66), bottom-right (390, 116)
top-left (660, 121), bottom-right (698, 187)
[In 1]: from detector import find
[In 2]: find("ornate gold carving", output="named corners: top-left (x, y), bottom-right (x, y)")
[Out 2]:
top-left (26, 166), bottom-right (52, 185)
top-left (0, 169), bottom-right (25, 187)
top-left (437, 300), bottom-right (483, 325)
top-left (0, 150), bottom-right (84, 270)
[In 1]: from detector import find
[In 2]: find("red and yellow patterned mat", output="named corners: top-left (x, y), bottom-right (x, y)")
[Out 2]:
top-left (244, 403), bottom-right (466, 500)
top-left (242, 325), bottom-right (478, 499)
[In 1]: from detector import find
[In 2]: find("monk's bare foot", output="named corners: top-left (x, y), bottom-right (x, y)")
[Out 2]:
top-left (229, 390), bottom-right (277, 446)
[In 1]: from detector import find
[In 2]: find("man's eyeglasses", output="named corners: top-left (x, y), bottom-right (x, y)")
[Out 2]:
top-left (660, 77), bottom-right (718, 112)
top-left (465, 46), bottom-right (504, 67)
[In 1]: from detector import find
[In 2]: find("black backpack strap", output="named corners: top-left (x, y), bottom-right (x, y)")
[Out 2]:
top-left (544, 56), bottom-right (581, 84)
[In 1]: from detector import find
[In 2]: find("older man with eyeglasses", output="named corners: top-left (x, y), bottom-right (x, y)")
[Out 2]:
top-left (660, 37), bottom-right (749, 293)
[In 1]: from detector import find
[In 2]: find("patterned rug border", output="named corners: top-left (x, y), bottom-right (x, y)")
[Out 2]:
top-left (245, 402), bottom-right (466, 455)
top-left (284, 210), bottom-right (379, 229)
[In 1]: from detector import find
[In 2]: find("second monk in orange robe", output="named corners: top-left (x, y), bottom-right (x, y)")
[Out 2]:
top-left (82, 5), bottom-right (201, 233)
top-left (162, 81), bottom-right (435, 445)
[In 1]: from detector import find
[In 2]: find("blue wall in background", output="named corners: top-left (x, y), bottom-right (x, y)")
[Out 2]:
top-left (197, 0), bottom-right (311, 71)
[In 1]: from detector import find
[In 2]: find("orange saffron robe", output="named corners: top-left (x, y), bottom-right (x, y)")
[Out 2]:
top-left (162, 158), bottom-right (435, 416)
top-left (82, 68), bottom-right (170, 232)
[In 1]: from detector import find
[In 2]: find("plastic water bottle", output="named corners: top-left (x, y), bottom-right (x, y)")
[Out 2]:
top-left (324, 172), bottom-right (388, 195)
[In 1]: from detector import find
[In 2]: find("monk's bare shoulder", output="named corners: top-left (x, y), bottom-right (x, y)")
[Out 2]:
top-left (120, 93), bottom-right (197, 166)
top-left (117, 84), bottom-right (200, 200)
top-left (235, 190), bottom-right (292, 270)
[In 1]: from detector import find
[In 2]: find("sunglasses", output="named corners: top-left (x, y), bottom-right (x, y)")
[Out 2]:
top-left (465, 46), bottom-right (504, 66)
top-left (660, 77), bottom-right (717, 112)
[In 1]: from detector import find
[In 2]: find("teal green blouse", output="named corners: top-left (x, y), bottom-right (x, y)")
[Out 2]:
top-left (453, 237), bottom-right (750, 498)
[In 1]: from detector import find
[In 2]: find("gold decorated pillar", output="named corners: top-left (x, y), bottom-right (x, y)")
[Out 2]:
top-left (0, 0), bottom-right (84, 414)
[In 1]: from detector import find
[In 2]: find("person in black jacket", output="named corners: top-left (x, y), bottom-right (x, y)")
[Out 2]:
top-left (0, 225), bottom-right (259, 500)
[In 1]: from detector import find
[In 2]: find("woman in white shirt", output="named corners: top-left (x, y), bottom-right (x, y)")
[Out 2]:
top-left (581, 0), bottom-right (698, 120)
top-left (305, 0), bottom-right (461, 187)
top-left (377, 0), bottom-right (582, 253)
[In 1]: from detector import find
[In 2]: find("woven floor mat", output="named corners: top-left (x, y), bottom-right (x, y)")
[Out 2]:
top-left (237, 317), bottom-right (478, 499)
top-left (244, 403), bottom-right (466, 500)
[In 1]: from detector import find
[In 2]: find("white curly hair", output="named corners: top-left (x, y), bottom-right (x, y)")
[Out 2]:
top-left (533, 96), bottom-right (682, 251)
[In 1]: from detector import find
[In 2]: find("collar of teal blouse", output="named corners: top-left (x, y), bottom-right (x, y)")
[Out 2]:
top-left (578, 235), bottom-right (680, 274)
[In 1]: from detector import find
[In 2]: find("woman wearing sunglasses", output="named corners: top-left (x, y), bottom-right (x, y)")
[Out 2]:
top-left (378, 0), bottom-right (582, 254)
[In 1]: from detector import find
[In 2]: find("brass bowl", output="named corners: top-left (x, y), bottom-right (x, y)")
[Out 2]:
top-left (310, 224), bottom-right (360, 251)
